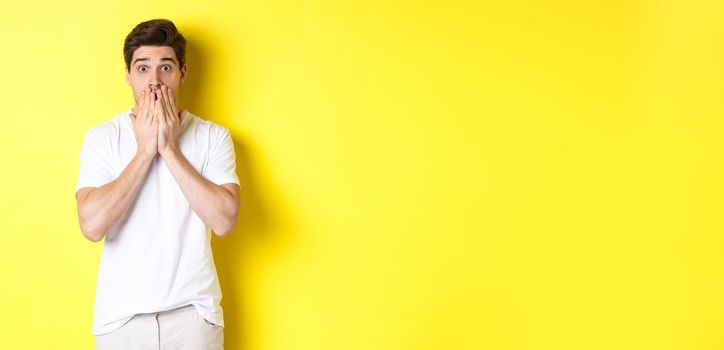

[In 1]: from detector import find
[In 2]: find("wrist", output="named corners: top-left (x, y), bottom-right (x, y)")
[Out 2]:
top-left (159, 145), bottom-right (180, 158)
top-left (136, 150), bottom-right (157, 163)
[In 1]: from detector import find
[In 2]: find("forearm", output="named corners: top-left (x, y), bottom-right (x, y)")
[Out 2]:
top-left (161, 147), bottom-right (238, 236)
top-left (78, 152), bottom-right (155, 241)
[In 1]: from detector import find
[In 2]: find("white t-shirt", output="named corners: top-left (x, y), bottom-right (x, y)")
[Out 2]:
top-left (75, 108), bottom-right (240, 336)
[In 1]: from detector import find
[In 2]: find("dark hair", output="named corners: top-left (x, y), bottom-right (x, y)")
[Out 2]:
top-left (123, 19), bottom-right (186, 72)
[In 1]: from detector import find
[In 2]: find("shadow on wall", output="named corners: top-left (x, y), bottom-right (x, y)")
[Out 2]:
top-left (179, 28), bottom-right (297, 350)
top-left (177, 30), bottom-right (206, 118)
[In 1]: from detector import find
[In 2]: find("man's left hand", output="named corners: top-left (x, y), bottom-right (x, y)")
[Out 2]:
top-left (156, 85), bottom-right (182, 156)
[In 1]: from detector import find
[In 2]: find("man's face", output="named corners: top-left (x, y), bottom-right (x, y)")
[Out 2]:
top-left (125, 45), bottom-right (187, 107)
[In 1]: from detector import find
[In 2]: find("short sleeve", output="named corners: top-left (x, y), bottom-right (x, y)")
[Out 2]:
top-left (75, 130), bottom-right (115, 194)
top-left (204, 126), bottom-right (240, 186)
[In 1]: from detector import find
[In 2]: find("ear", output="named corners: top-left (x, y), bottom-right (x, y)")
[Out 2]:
top-left (125, 65), bottom-right (131, 86)
top-left (179, 63), bottom-right (188, 85)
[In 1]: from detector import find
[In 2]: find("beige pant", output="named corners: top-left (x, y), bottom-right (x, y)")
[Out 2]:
top-left (94, 304), bottom-right (224, 349)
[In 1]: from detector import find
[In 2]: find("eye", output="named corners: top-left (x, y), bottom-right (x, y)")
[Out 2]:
top-left (162, 65), bottom-right (171, 72)
top-left (138, 66), bottom-right (147, 73)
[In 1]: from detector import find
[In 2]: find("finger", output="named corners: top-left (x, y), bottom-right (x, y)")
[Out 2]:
top-left (137, 90), bottom-right (144, 121)
top-left (161, 86), bottom-right (174, 124)
top-left (143, 87), bottom-right (152, 121)
top-left (155, 97), bottom-right (166, 127)
top-left (157, 85), bottom-right (168, 121)
top-left (141, 87), bottom-right (147, 111)
top-left (148, 88), bottom-right (155, 115)
top-left (151, 110), bottom-right (158, 130)
top-left (150, 104), bottom-right (157, 128)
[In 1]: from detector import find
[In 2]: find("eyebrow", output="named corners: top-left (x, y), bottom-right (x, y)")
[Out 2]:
top-left (132, 57), bottom-right (178, 66)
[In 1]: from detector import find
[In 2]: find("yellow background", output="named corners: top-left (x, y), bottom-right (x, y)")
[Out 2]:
top-left (1, 0), bottom-right (723, 349)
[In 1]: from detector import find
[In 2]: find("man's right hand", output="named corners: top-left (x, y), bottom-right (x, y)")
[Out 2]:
top-left (130, 87), bottom-right (159, 158)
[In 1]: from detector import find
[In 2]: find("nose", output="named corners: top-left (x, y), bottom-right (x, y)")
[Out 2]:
top-left (149, 71), bottom-right (161, 89)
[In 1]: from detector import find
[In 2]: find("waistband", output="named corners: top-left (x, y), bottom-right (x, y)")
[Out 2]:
top-left (135, 304), bottom-right (196, 317)
top-left (159, 304), bottom-right (196, 315)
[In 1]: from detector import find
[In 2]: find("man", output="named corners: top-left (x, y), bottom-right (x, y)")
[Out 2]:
top-left (75, 18), bottom-right (239, 349)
